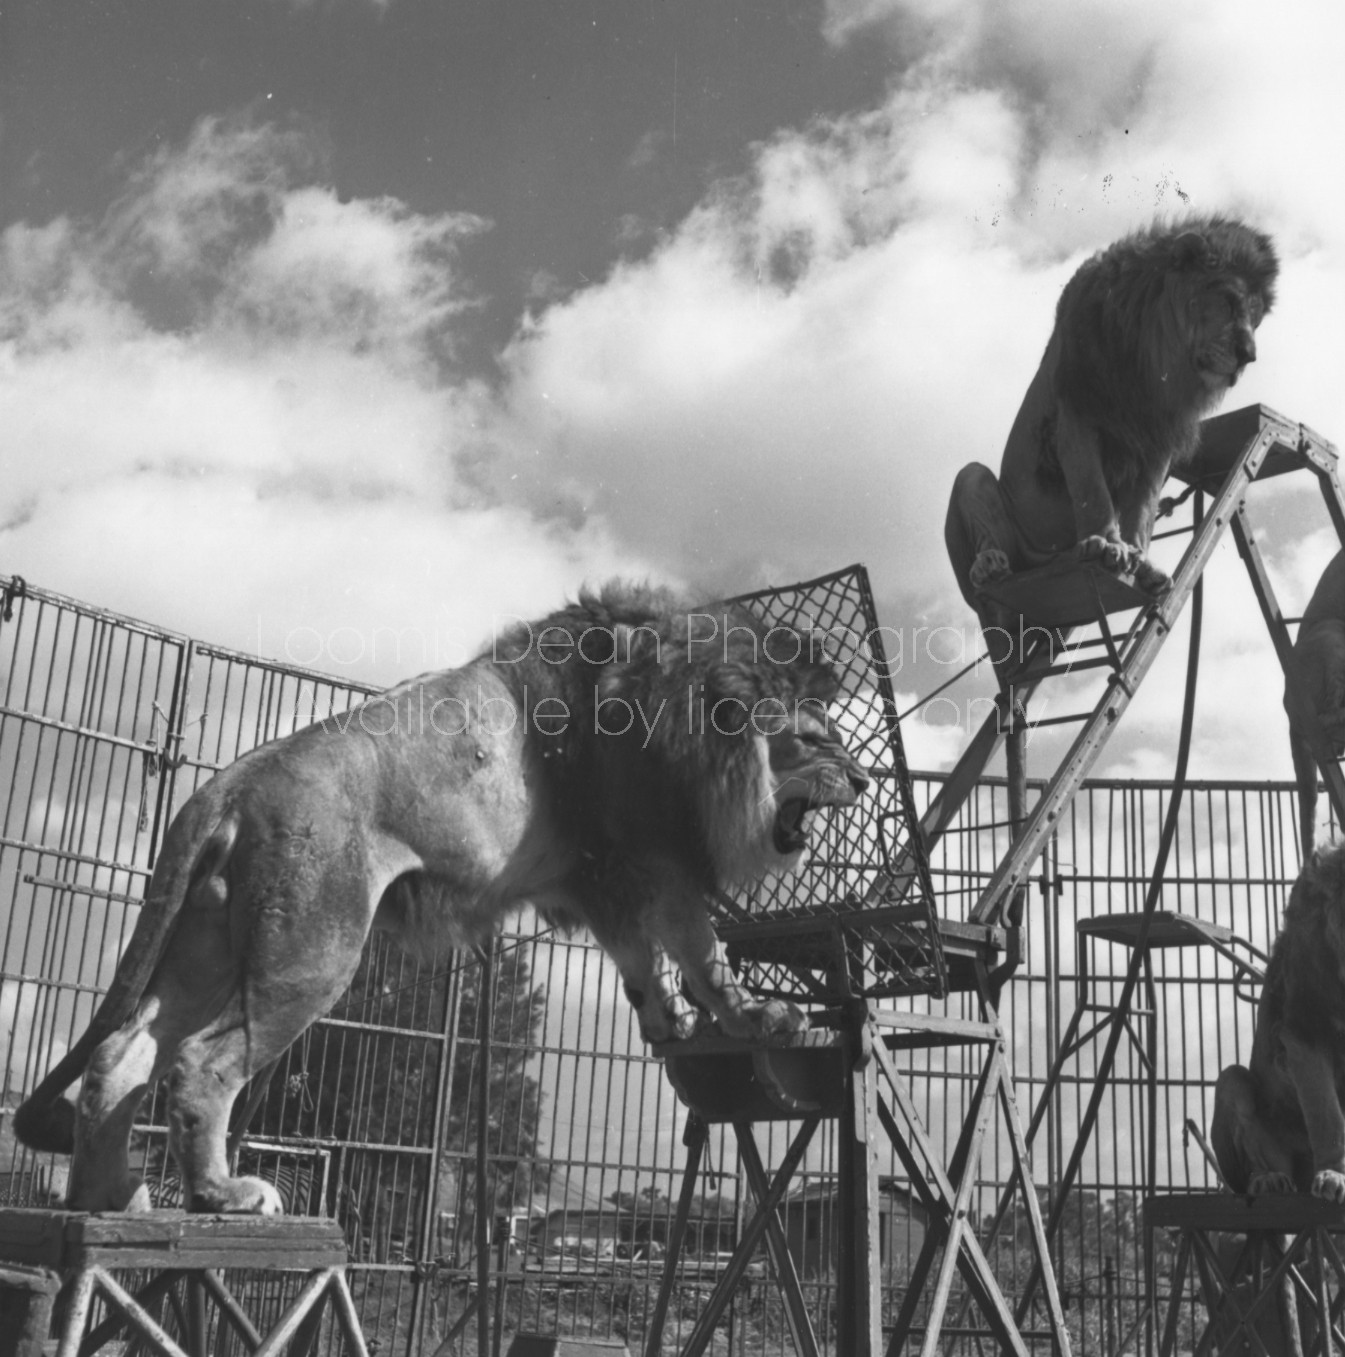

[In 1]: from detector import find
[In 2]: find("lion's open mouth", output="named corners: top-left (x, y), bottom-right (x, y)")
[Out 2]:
top-left (773, 799), bottom-right (815, 855)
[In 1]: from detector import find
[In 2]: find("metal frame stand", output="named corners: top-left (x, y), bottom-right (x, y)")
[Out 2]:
top-left (967, 912), bottom-right (1267, 1357)
top-left (643, 938), bottom-right (1072, 1357)
top-left (929, 406), bottom-right (1345, 1352)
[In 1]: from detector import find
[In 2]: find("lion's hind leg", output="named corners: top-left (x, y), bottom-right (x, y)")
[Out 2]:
top-left (69, 960), bottom-right (273, 1213)
top-left (167, 919), bottom-right (372, 1213)
top-left (69, 1013), bottom-right (162, 1211)
top-left (167, 960), bottom-right (367, 1213)
top-left (945, 463), bottom-right (1016, 598)
top-left (1211, 1065), bottom-right (1297, 1195)
top-left (166, 1015), bottom-right (284, 1214)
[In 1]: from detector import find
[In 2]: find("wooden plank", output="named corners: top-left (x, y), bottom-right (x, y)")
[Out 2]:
top-left (0, 1208), bottom-right (347, 1273)
top-left (1076, 910), bottom-right (1235, 948)
top-left (1146, 1192), bottom-right (1345, 1233)
top-left (173, 1216), bottom-right (346, 1269)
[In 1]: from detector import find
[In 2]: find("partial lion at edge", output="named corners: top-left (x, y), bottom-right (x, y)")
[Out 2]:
top-left (1286, 550), bottom-right (1345, 859)
top-left (1211, 841), bottom-right (1345, 1201)
top-left (14, 581), bottom-right (869, 1213)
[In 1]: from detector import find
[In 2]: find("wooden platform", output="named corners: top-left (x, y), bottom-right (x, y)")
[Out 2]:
top-left (1175, 402), bottom-right (1338, 488)
top-left (1146, 1190), bottom-right (1345, 1233)
top-left (976, 557), bottom-right (1152, 628)
top-left (970, 406), bottom-right (1340, 633)
top-left (0, 1208), bottom-right (365, 1357)
top-left (653, 1029), bottom-right (850, 1122)
top-left (1077, 909), bottom-right (1236, 950)
top-left (0, 1208), bottom-right (348, 1272)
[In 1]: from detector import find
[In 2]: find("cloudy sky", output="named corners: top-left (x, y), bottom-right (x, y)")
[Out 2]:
top-left (2, 0), bottom-right (1344, 785)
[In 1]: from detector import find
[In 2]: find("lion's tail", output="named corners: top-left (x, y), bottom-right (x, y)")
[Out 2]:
top-left (12, 813), bottom-right (240, 1155)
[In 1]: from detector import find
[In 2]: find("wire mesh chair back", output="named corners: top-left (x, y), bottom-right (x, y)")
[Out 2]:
top-left (716, 564), bottom-right (946, 1001)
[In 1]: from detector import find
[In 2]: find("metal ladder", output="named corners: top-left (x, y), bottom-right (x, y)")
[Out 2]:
top-left (930, 402), bottom-right (1345, 1349)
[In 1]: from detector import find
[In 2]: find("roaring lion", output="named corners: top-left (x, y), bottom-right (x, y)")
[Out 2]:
top-left (1211, 843), bottom-right (1345, 1201)
top-left (946, 215), bottom-right (1278, 668)
top-left (1287, 550), bottom-right (1345, 858)
top-left (14, 583), bottom-right (868, 1213)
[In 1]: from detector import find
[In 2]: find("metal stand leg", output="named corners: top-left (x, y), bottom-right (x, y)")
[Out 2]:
top-left (644, 1117), bottom-right (708, 1357)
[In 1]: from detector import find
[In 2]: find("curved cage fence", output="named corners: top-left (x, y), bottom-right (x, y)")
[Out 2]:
top-left (0, 570), bottom-right (1324, 1356)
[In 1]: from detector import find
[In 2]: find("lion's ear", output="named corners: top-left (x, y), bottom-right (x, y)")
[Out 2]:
top-left (1172, 231), bottom-right (1210, 269)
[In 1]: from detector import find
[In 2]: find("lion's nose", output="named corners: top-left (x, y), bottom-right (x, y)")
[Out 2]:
top-left (848, 763), bottom-right (871, 796)
top-left (1235, 328), bottom-right (1257, 366)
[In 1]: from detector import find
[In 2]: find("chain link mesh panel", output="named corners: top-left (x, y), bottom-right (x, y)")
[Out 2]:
top-left (720, 564), bottom-right (947, 1000)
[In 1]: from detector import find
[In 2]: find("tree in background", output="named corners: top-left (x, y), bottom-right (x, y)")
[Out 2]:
top-left (606, 1180), bottom-right (739, 1253)
top-left (441, 942), bottom-right (552, 1262)
top-left (247, 931), bottom-right (550, 1262)
top-left (990, 1188), bottom-right (1165, 1353)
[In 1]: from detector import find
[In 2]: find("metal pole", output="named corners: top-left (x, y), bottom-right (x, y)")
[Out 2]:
top-left (475, 939), bottom-right (496, 1357)
top-left (408, 956), bottom-right (466, 1357)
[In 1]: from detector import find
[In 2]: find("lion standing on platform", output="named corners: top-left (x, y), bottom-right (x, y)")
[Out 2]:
top-left (946, 215), bottom-right (1278, 667)
top-left (14, 583), bottom-right (868, 1213)
top-left (1212, 843), bottom-right (1345, 1201)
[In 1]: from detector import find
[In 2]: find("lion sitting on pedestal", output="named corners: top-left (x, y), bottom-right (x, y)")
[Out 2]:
top-left (14, 583), bottom-right (868, 1213)
top-left (945, 215), bottom-right (1278, 671)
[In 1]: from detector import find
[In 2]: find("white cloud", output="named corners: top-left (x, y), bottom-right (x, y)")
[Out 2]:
top-left (4, 4), bottom-right (1343, 784)
top-left (479, 0), bottom-right (1345, 781)
top-left (489, 120), bottom-right (1054, 600)
top-left (0, 115), bottom-right (650, 680)
top-left (484, 16), bottom-right (1345, 621)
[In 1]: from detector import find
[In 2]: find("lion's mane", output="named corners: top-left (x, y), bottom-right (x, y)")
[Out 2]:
top-left (1048, 214), bottom-right (1279, 488)
top-left (487, 582), bottom-right (839, 904)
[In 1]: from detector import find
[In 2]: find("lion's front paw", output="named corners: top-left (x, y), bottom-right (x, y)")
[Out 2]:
top-left (1131, 557), bottom-right (1173, 596)
top-left (1248, 1170), bottom-right (1295, 1196)
top-left (1313, 1169), bottom-right (1345, 1203)
top-left (744, 1000), bottom-right (809, 1040)
top-left (709, 998), bottom-right (809, 1041)
top-left (969, 550), bottom-right (1011, 590)
top-left (1076, 535), bottom-right (1135, 574)
top-left (191, 1175), bottom-right (284, 1215)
